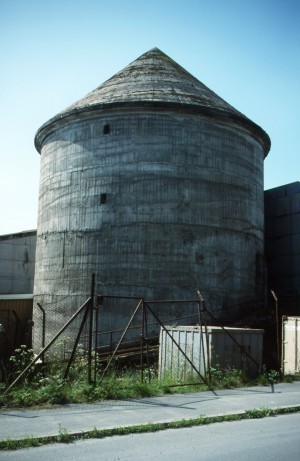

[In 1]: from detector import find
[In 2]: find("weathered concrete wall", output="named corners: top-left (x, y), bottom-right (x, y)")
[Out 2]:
top-left (265, 182), bottom-right (300, 313)
top-left (33, 110), bottom-right (265, 350)
top-left (0, 231), bottom-right (36, 294)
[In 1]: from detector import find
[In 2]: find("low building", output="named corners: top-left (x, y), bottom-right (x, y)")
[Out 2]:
top-left (0, 231), bottom-right (36, 354)
top-left (0, 230), bottom-right (36, 294)
top-left (265, 182), bottom-right (300, 315)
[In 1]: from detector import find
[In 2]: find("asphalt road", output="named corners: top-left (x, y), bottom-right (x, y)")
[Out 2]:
top-left (1, 412), bottom-right (300, 461)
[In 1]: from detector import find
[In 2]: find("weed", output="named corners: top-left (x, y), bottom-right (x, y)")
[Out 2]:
top-left (8, 346), bottom-right (35, 383)
top-left (210, 365), bottom-right (248, 388)
top-left (283, 373), bottom-right (300, 383)
top-left (57, 424), bottom-right (71, 443)
top-left (244, 407), bottom-right (276, 418)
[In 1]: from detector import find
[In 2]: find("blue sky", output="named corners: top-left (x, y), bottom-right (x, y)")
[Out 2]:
top-left (0, 0), bottom-right (299, 235)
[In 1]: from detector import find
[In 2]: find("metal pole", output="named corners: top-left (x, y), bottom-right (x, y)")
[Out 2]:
top-left (4, 297), bottom-right (92, 395)
top-left (12, 311), bottom-right (20, 349)
top-left (145, 302), bottom-right (216, 394)
top-left (196, 290), bottom-right (261, 370)
top-left (36, 303), bottom-right (46, 349)
top-left (197, 292), bottom-right (211, 381)
top-left (144, 302), bottom-right (151, 382)
top-left (93, 294), bottom-right (100, 385)
top-left (197, 301), bottom-right (207, 378)
top-left (37, 303), bottom-right (46, 363)
top-left (140, 300), bottom-right (145, 383)
top-left (295, 318), bottom-right (299, 375)
top-left (100, 299), bottom-right (143, 379)
top-left (64, 301), bottom-right (91, 379)
top-left (88, 273), bottom-right (95, 385)
top-left (271, 290), bottom-right (281, 371)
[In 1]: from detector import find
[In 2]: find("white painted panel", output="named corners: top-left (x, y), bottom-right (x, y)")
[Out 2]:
top-left (159, 326), bottom-right (264, 380)
top-left (282, 317), bottom-right (300, 375)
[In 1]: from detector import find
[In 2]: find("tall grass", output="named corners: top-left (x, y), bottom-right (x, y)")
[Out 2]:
top-left (0, 345), bottom-right (297, 409)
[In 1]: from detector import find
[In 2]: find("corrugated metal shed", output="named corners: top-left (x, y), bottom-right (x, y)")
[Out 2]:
top-left (159, 325), bottom-right (264, 380)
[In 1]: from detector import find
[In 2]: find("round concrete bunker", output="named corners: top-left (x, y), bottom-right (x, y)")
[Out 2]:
top-left (33, 48), bottom-right (270, 352)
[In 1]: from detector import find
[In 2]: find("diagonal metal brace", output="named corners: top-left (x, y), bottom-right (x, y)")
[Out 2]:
top-left (145, 302), bottom-right (216, 395)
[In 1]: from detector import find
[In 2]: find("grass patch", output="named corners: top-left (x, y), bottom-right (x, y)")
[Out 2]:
top-left (0, 355), bottom-right (210, 409)
top-left (1, 405), bottom-right (300, 451)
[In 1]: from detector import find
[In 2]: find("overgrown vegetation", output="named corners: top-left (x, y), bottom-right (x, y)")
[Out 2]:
top-left (0, 345), bottom-right (298, 409)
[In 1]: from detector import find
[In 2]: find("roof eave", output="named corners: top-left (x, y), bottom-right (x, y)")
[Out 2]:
top-left (34, 101), bottom-right (271, 156)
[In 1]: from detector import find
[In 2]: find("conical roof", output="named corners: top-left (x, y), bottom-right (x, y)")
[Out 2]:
top-left (35, 48), bottom-right (270, 154)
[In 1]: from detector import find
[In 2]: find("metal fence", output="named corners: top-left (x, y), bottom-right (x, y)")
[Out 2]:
top-left (4, 278), bottom-right (267, 394)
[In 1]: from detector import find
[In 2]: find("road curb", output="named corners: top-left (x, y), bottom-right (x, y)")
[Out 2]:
top-left (1, 404), bottom-right (300, 451)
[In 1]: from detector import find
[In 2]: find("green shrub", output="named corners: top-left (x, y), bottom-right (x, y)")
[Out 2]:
top-left (257, 367), bottom-right (280, 386)
top-left (8, 345), bottom-right (35, 382)
top-left (209, 365), bottom-right (248, 388)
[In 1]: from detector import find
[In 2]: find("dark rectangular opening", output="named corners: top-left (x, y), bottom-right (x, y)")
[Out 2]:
top-left (103, 124), bottom-right (110, 135)
top-left (100, 193), bottom-right (107, 204)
